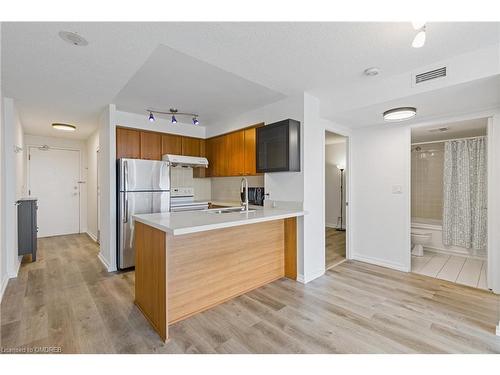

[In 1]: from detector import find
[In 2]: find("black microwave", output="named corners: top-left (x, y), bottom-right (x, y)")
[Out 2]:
top-left (256, 119), bottom-right (300, 173)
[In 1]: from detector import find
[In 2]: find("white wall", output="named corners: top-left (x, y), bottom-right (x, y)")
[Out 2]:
top-left (350, 124), bottom-right (411, 271)
top-left (0, 23), bottom-right (5, 301)
top-left (487, 112), bottom-right (500, 294)
top-left (24, 134), bottom-right (88, 234)
top-left (325, 141), bottom-right (346, 228)
top-left (86, 131), bottom-right (99, 241)
top-left (98, 105), bottom-right (116, 271)
top-left (1, 97), bottom-right (25, 288)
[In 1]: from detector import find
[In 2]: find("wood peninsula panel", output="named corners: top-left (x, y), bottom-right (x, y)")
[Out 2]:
top-left (134, 222), bottom-right (168, 341)
top-left (140, 131), bottom-right (162, 160)
top-left (116, 127), bottom-right (141, 159)
top-left (166, 220), bottom-right (285, 323)
top-left (284, 217), bottom-right (297, 280)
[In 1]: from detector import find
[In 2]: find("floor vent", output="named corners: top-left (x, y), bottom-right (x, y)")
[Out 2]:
top-left (415, 66), bottom-right (447, 84)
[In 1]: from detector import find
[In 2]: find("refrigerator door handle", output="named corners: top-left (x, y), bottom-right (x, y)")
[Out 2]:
top-left (124, 194), bottom-right (129, 223)
top-left (124, 160), bottom-right (129, 192)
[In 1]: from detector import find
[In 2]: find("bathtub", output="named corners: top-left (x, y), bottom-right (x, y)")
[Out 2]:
top-left (411, 217), bottom-right (486, 260)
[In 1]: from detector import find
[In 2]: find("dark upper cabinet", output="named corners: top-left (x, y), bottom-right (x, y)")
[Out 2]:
top-left (256, 119), bottom-right (300, 173)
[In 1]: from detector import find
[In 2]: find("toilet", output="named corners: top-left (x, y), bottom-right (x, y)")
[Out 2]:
top-left (411, 231), bottom-right (432, 256)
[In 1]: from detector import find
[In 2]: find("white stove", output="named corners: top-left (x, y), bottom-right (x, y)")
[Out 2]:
top-left (170, 187), bottom-right (209, 212)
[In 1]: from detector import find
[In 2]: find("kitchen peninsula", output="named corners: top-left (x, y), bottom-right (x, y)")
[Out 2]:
top-left (133, 207), bottom-right (304, 341)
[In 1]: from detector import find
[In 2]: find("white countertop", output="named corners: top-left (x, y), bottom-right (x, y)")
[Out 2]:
top-left (133, 207), bottom-right (305, 235)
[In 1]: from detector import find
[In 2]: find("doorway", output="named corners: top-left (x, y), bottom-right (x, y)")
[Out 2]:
top-left (28, 146), bottom-right (81, 237)
top-left (410, 118), bottom-right (489, 290)
top-left (325, 131), bottom-right (347, 269)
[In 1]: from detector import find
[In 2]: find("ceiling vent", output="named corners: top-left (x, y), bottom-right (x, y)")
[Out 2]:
top-left (415, 66), bottom-right (447, 84)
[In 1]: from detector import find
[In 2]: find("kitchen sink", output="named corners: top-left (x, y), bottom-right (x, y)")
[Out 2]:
top-left (205, 207), bottom-right (256, 214)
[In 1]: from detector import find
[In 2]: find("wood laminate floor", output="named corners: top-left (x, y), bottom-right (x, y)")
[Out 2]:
top-left (325, 227), bottom-right (346, 269)
top-left (1, 234), bottom-right (499, 354)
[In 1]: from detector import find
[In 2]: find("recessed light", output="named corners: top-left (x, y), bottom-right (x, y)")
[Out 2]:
top-left (364, 67), bottom-right (380, 77)
top-left (383, 107), bottom-right (417, 122)
top-left (52, 123), bottom-right (76, 131)
top-left (58, 31), bottom-right (89, 46)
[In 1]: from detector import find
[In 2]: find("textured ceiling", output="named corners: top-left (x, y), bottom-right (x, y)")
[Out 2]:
top-left (2, 22), bottom-right (499, 139)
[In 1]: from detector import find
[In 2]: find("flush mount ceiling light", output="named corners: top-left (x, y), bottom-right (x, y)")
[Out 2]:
top-left (383, 107), bottom-right (417, 122)
top-left (146, 108), bottom-right (200, 125)
top-left (58, 31), bottom-right (89, 46)
top-left (411, 22), bottom-right (427, 48)
top-left (364, 67), bottom-right (380, 77)
top-left (52, 123), bottom-right (76, 131)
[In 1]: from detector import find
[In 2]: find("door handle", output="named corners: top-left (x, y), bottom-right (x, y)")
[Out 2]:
top-left (124, 194), bottom-right (129, 223)
top-left (124, 160), bottom-right (129, 192)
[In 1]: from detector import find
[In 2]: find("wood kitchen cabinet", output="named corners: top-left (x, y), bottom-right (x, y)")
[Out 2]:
top-left (244, 127), bottom-right (258, 175)
top-left (205, 126), bottom-right (260, 177)
top-left (140, 131), bottom-right (162, 160)
top-left (161, 133), bottom-right (182, 156)
top-left (116, 127), bottom-right (141, 159)
top-left (226, 130), bottom-right (245, 176)
top-left (181, 137), bottom-right (202, 157)
top-left (116, 124), bottom-right (259, 177)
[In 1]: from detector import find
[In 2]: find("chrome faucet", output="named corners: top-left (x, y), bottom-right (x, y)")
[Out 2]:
top-left (240, 177), bottom-right (249, 212)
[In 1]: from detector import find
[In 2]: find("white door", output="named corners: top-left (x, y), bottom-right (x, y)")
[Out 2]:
top-left (29, 147), bottom-right (80, 237)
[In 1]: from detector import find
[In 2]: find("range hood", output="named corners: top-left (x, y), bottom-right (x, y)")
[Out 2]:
top-left (162, 154), bottom-right (208, 168)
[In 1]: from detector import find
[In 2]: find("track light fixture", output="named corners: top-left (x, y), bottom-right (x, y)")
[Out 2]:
top-left (146, 108), bottom-right (200, 125)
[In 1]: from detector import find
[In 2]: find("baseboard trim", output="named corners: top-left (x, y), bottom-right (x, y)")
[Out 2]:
top-left (0, 274), bottom-right (10, 303)
top-left (297, 268), bottom-right (325, 284)
top-left (351, 253), bottom-right (409, 272)
top-left (325, 222), bottom-right (338, 229)
top-left (97, 252), bottom-right (111, 271)
top-left (86, 231), bottom-right (98, 243)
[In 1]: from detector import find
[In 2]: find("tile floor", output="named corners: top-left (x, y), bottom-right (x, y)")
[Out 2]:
top-left (411, 251), bottom-right (488, 290)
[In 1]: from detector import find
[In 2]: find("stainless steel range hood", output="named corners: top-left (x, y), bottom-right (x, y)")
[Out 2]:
top-left (162, 154), bottom-right (209, 168)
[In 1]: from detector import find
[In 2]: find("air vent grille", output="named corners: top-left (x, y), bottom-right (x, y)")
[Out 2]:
top-left (415, 67), bottom-right (447, 84)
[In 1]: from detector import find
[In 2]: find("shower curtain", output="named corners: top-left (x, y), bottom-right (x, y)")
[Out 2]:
top-left (443, 137), bottom-right (487, 250)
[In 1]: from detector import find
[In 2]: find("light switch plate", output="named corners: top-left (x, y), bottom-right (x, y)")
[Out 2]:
top-left (392, 185), bottom-right (403, 194)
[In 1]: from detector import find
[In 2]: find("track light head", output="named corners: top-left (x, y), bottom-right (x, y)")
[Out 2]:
top-left (148, 112), bottom-right (155, 122)
top-left (192, 117), bottom-right (199, 125)
top-left (171, 115), bottom-right (177, 124)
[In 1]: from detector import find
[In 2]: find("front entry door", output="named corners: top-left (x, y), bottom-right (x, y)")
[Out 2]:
top-left (28, 147), bottom-right (80, 237)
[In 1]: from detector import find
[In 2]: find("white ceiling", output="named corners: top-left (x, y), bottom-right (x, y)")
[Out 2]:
top-left (331, 74), bottom-right (500, 128)
top-left (114, 45), bottom-right (284, 125)
top-left (2, 22), bottom-right (499, 139)
top-left (411, 118), bottom-right (488, 143)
